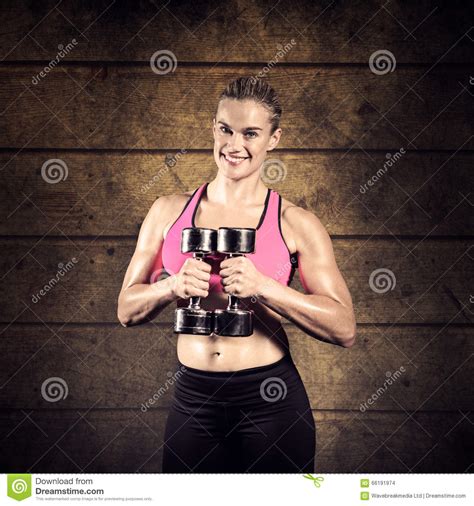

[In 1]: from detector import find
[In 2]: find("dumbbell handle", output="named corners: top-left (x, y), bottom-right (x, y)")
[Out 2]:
top-left (188, 252), bottom-right (205, 309)
top-left (225, 252), bottom-right (243, 310)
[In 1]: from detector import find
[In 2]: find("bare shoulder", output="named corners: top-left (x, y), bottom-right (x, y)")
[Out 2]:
top-left (157, 190), bottom-right (193, 210)
top-left (280, 197), bottom-right (330, 254)
top-left (154, 190), bottom-right (194, 238)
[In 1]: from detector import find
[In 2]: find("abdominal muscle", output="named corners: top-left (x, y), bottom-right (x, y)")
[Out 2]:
top-left (176, 291), bottom-right (290, 372)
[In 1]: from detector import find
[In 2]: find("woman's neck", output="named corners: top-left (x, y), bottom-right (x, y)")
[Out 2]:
top-left (207, 177), bottom-right (268, 207)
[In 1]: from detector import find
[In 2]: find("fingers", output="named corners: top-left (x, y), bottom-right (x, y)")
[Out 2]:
top-left (184, 258), bottom-right (211, 282)
top-left (222, 282), bottom-right (242, 297)
top-left (189, 258), bottom-right (212, 272)
top-left (181, 275), bottom-right (209, 298)
top-left (179, 258), bottom-right (211, 298)
top-left (221, 273), bottom-right (235, 286)
top-left (220, 256), bottom-right (249, 276)
top-left (191, 268), bottom-right (211, 283)
top-left (219, 264), bottom-right (245, 278)
top-left (184, 286), bottom-right (209, 299)
top-left (221, 275), bottom-right (241, 296)
top-left (220, 256), bottom-right (245, 269)
top-left (183, 273), bottom-right (209, 291)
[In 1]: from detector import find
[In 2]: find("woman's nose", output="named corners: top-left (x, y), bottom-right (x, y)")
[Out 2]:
top-left (227, 134), bottom-right (245, 151)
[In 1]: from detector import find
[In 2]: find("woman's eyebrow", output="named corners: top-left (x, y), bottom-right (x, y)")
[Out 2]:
top-left (218, 121), bottom-right (262, 131)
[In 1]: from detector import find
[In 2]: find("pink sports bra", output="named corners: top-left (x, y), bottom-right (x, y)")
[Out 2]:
top-left (159, 182), bottom-right (298, 293)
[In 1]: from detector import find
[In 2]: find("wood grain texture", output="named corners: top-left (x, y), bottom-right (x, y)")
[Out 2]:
top-left (1, 66), bottom-right (473, 150)
top-left (0, 409), bottom-right (471, 473)
top-left (0, 0), bottom-right (472, 474)
top-left (0, 239), bottom-right (471, 324)
top-left (1, 151), bottom-right (472, 236)
top-left (0, 0), bottom-right (472, 63)
top-left (0, 325), bottom-right (472, 410)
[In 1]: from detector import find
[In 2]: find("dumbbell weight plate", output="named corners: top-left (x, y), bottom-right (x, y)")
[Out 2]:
top-left (181, 227), bottom-right (217, 254)
top-left (174, 307), bottom-right (214, 335)
top-left (213, 308), bottom-right (253, 337)
top-left (217, 227), bottom-right (255, 255)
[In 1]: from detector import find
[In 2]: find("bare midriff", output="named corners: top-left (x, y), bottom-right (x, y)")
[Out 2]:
top-left (176, 292), bottom-right (290, 371)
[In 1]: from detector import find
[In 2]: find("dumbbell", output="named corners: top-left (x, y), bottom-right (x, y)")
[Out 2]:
top-left (174, 227), bottom-right (217, 335)
top-left (213, 227), bottom-right (256, 337)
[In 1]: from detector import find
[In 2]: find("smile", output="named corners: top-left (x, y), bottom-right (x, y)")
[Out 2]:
top-left (222, 153), bottom-right (249, 165)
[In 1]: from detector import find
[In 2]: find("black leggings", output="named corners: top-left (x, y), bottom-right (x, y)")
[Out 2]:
top-left (162, 353), bottom-right (316, 473)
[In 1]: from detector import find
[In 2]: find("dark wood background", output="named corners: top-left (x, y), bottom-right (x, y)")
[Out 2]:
top-left (0, 0), bottom-right (473, 473)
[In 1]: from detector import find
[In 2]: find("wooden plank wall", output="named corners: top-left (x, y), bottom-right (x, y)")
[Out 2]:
top-left (0, 0), bottom-right (473, 473)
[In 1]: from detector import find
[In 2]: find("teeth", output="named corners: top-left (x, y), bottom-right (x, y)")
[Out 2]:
top-left (224, 154), bottom-right (247, 163)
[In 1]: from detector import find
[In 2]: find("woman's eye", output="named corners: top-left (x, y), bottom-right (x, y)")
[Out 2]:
top-left (220, 127), bottom-right (231, 134)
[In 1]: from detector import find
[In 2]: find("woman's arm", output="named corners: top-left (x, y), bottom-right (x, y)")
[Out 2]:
top-left (257, 206), bottom-right (356, 347)
top-left (220, 205), bottom-right (356, 347)
top-left (117, 196), bottom-right (178, 327)
top-left (117, 194), bottom-right (212, 327)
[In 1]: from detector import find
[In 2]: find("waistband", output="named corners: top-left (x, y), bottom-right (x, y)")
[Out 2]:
top-left (174, 353), bottom-right (303, 405)
top-left (178, 352), bottom-right (292, 378)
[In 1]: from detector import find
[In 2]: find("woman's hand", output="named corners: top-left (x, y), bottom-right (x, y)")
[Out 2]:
top-left (219, 256), bottom-right (266, 298)
top-left (172, 258), bottom-right (211, 300)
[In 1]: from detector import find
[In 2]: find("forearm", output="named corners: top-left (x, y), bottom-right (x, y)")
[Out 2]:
top-left (117, 276), bottom-right (178, 326)
top-left (256, 276), bottom-right (356, 347)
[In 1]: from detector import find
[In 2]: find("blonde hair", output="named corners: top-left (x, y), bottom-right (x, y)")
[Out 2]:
top-left (217, 76), bottom-right (282, 134)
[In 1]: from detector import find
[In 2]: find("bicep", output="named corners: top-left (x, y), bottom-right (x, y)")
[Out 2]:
top-left (295, 211), bottom-right (353, 309)
top-left (119, 198), bottom-right (167, 292)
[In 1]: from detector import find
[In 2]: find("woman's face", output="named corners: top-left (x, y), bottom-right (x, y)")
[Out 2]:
top-left (213, 98), bottom-right (281, 181)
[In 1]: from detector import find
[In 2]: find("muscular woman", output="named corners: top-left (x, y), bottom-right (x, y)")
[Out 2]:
top-left (117, 76), bottom-right (356, 473)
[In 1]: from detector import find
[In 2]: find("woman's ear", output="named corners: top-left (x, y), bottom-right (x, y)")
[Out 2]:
top-left (267, 127), bottom-right (282, 152)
